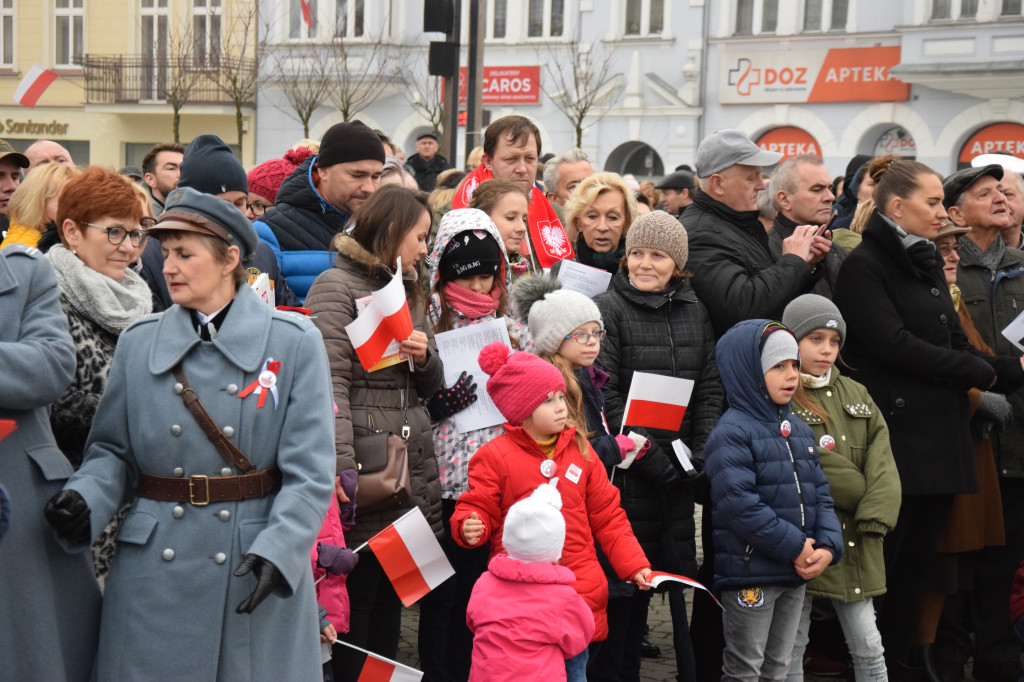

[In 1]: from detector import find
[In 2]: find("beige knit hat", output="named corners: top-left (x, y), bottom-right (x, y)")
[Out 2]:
top-left (625, 210), bottom-right (689, 272)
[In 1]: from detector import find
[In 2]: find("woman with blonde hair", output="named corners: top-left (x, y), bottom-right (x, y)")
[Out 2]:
top-left (565, 173), bottom-right (638, 277)
top-left (0, 161), bottom-right (78, 250)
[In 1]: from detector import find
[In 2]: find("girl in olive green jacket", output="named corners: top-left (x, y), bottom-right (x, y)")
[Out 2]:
top-left (783, 294), bottom-right (901, 682)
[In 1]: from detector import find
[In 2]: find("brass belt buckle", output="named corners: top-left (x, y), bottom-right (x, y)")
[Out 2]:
top-left (189, 475), bottom-right (210, 506)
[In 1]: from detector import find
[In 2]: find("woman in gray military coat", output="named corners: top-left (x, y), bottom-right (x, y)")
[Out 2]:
top-left (0, 243), bottom-right (101, 681)
top-left (46, 188), bottom-right (336, 680)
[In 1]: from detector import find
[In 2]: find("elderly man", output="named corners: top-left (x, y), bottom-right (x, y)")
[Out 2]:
top-left (655, 170), bottom-right (697, 219)
top-left (24, 140), bottom-right (73, 172)
top-left (999, 172), bottom-right (1024, 249)
top-left (767, 154), bottom-right (846, 298)
top-left (255, 120), bottom-right (385, 301)
top-left (141, 142), bottom-right (185, 215)
top-left (407, 132), bottom-right (450, 192)
top-left (543, 148), bottom-right (594, 207)
top-left (682, 129), bottom-right (831, 336)
top-left (0, 140), bottom-right (27, 240)
top-left (935, 164), bottom-right (1024, 682)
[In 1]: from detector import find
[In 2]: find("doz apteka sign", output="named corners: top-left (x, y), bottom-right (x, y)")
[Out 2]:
top-left (720, 46), bottom-right (909, 104)
top-left (458, 66), bottom-right (540, 105)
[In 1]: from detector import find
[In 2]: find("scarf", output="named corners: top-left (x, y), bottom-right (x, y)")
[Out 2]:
top-left (444, 281), bottom-right (501, 319)
top-left (959, 232), bottom-right (1006, 273)
top-left (576, 235), bottom-right (625, 275)
top-left (801, 366), bottom-right (832, 389)
top-left (949, 282), bottom-right (962, 311)
top-left (47, 245), bottom-right (153, 335)
top-left (452, 164), bottom-right (574, 268)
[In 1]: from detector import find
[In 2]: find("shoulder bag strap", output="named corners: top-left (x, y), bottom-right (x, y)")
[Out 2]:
top-left (172, 362), bottom-right (256, 472)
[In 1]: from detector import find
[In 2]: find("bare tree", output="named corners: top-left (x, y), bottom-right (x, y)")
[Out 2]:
top-left (326, 34), bottom-right (403, 122)
top-left (267, 43), bottom-right (335, 138)
top-left (402, 64), bottom-right (446, 138)
top-left (165, 18), bottom-right (205, 143)
top-left (217, 3), bottom-right (261, 155)
top-left (540, 38), bottom-right (622, 148)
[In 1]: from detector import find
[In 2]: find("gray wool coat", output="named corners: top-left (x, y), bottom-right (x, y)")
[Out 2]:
top-left (0, 245), bottom-right (101, 681)
top-left (62, 284), bottom-right (336, 681)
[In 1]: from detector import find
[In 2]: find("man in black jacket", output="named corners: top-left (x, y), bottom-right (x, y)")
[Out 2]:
top-left (407, 132), bottom-right (450, 192)
top-left (767, 154), bottom-right (846, 299)
top-left (682, 129), bottom-right (831, 337)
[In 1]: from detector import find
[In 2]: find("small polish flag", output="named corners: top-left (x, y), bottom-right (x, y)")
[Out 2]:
top-left (14, 65), bottom-right (58, 108)
top-left (345, 257), bottom-right (415, 369)
top-left (362, 507), bottom-right (454, 607)
top-left (620, 372), bottom-right (694, 433)
top-left (643, 571), bottom-right (723, 609)
top-left (335, 640), bottom-right (423, 682)
top-left (299, 0), bottom-right (314, 28)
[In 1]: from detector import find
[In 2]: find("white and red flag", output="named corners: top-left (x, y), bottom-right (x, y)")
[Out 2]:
top-left (299, 0), bottom-right (314, 28)
top-left (14, 65), bottom-right (57, 108)
top-left (620, 372), bottom-right (694, 433)
top-left (334, 640), bottom-right (423, 682)
top-left (357, 506), bottom-right (454, 607)
top-left (345, 257), bottom-right (415, 369)
top-left (643, 571), bottom-right (723, 609)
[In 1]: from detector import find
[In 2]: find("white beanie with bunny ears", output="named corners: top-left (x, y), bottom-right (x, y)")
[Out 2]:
top-left (502, 479), bottom-right (566, 564)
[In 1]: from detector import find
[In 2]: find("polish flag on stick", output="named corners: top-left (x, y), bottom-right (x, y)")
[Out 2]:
top-left (354, 507), bottom-right (454, 607)
top-left (14, 65), bottom-right (58, 108)
top-left (620, 372), bottom-right (694, 433)
top-left (345, 257), bottom-right (415, 368)
top-left (334, 639), bottom-right (423, 682)
top-left (643, 571), bottom-right (723, 610)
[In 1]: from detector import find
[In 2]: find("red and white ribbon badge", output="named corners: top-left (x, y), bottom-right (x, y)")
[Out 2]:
top-left (238, 357), bottom-right (281, 409)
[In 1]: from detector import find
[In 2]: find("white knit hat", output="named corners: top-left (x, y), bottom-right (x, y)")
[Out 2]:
top-left (502, 480), bottom-right (566, 564)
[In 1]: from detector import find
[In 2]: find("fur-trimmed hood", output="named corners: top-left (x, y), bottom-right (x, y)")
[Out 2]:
top-left (426, 208), bottom-right (510, 295)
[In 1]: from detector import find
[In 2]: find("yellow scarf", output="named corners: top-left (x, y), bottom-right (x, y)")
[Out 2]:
top-left (949, 283), bottom-right (961, 311)
top-left (535, 433), bottom-right (558, 459)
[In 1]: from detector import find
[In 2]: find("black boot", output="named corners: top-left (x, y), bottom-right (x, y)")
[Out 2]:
top-left (916, 644), bottom-right (943, 682)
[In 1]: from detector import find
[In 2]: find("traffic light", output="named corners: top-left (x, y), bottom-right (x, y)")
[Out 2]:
top-left (424, 0), bottom-right (454, 34)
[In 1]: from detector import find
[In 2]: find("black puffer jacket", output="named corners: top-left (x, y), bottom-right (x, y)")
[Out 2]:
top-left (593, 271), bottom-right (724, 575)
top-left (683, 190), bottom-right (816, 337)
top-left (768, 213), bottom-right (847, 300)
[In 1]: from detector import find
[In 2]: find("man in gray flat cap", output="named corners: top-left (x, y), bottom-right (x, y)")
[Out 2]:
top-left (934, 163), bottom-right (1024, 682)
top-left (682, 129), bottom-right (833, 337)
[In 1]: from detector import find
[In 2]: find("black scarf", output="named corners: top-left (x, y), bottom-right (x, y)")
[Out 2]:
top-left (575, 235), bottom-right (625, 275)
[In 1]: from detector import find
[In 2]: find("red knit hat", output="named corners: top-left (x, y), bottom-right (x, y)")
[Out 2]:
top-left (246, 146), bottom-right (315, 203)
top-left (478, 342), bottom-right (565, 426)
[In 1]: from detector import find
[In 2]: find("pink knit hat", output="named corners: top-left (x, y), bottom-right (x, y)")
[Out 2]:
top-left (478, 342), bottom-right (566, 426)
top-left (246, 146), bottom-right (315, 203)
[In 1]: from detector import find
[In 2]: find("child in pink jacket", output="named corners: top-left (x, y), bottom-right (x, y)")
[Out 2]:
top-left (466, 480), bottom-right (595, 682)
top-left (313, 472), bottom-right (359, 680)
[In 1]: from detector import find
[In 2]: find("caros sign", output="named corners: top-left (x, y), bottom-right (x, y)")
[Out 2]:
top-left (458, 66), bottom-right (540, 105)
top-left (720, 46), bottom-right (909, 104)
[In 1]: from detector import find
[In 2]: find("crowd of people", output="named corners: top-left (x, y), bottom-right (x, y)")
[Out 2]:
top-left (1, 116), bottom-right (1024, 682)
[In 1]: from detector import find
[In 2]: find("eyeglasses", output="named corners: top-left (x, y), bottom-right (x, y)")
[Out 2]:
top-left (938, 243), bottom-right (962, 257)
top-left (246, 202), bottom-right (272, 216)
top-left (83, 219), bottom-right (153, 247)
top-left (563, 329), bottom-right (607, 344)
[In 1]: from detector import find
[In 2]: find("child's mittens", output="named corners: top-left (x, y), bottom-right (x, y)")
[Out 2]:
top-left (615, 434), bottom-right (650, 462)
top-left (337, 470), bottom-right (358, 529)
top-left (425, 371), bottom-right (479, 421)
top-left (317, 542), bottom-right (360, 575)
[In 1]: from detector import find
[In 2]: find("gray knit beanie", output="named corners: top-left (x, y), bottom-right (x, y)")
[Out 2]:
top-left (514, 276), bottom-right (602, 356)
top-left (625, 210), bottom-right (689, 272)
top-left (782, 294), bottom-right (847, 349)
top-left (760, 329), bottom-right (799, 374)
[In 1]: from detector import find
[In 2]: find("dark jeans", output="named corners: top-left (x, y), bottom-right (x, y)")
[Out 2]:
top-left (332, 551), bottom-right (403, 682)
top-left (418, 498), bottom-right (490, 682)
top-left (877, 493), bottom-right (954, 669)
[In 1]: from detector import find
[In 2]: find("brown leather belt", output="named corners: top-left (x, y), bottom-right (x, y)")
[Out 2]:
top-left (136, 469), bottom-right (282, 506)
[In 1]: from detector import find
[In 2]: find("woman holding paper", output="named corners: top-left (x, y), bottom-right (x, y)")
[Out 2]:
top-left (593, 210), bottom-right (724, 682)
top-left (565, 173), bottom-right (638, 278)
top-left (305, 184), bottom-right (445, 682)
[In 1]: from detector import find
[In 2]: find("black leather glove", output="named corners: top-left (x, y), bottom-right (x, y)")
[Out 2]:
top-left (425, 371), bottom-right (478, 421)
top-left (44, 489), bottom-right (91, 545)
top-left (234, 554), bottom-right (284, 614)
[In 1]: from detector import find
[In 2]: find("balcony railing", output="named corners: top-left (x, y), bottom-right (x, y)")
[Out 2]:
top-left (77, 55), bottom-right (258, 107)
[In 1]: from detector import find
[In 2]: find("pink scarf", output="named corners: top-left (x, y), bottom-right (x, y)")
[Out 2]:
top-left (445, 281), bottom-right (501, 320)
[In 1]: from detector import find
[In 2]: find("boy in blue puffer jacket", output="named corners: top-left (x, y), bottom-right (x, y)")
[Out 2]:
top-left (706, 319), bottom-right (843, 682)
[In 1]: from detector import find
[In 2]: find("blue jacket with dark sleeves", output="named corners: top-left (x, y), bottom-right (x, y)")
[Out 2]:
top-left (255, 156), bottom-right (351, 302)
top-left (705, 319), bottom-right (843, 596)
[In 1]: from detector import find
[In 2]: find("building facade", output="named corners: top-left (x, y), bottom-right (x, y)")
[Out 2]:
top-left (0, 0), bottom-right (257, 168)
top-left (259, 0), bottom-right (1023, 178)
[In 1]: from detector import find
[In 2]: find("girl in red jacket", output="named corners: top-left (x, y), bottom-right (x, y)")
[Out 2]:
top-left (452, 342), bottom-right (651, 682)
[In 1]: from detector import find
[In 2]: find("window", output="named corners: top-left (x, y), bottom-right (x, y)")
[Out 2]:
top-left (491, 0), bottom-right (507, 38)
top-left (803, 0), bottom-right (848, 30)
top-left (289, 0), bottom-right (317, 39)
top-left (140, 0), bottom-right (169, 99)
top-left (55, 0), bottom-right (84, 67)
top-left (192, 0), bottom-right (221, 66)
top-left (0, 0), bottom-right (13, 67)
top-left (625, 0), bottom-right (665, 36)
top-left (335, 0), bottom-right (364, 38)
top-left (1002, 0), bottom-right (1022, 14)
top-left (527, 0), bottom-right (565, 38)
top-left (735, 0), bottom-right (778, 35)
top-left (933, 0), bottom-right (982, 19)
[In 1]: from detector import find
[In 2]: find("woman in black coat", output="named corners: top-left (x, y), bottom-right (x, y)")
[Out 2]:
top-left (833, 155), bottom-right (1024, 679)
top-left (593, 211), bottom-right (724, 682)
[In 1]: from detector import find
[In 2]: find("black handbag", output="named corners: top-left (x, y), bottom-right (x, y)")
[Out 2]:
top-left (351, 374), bottom-right (412, 513)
